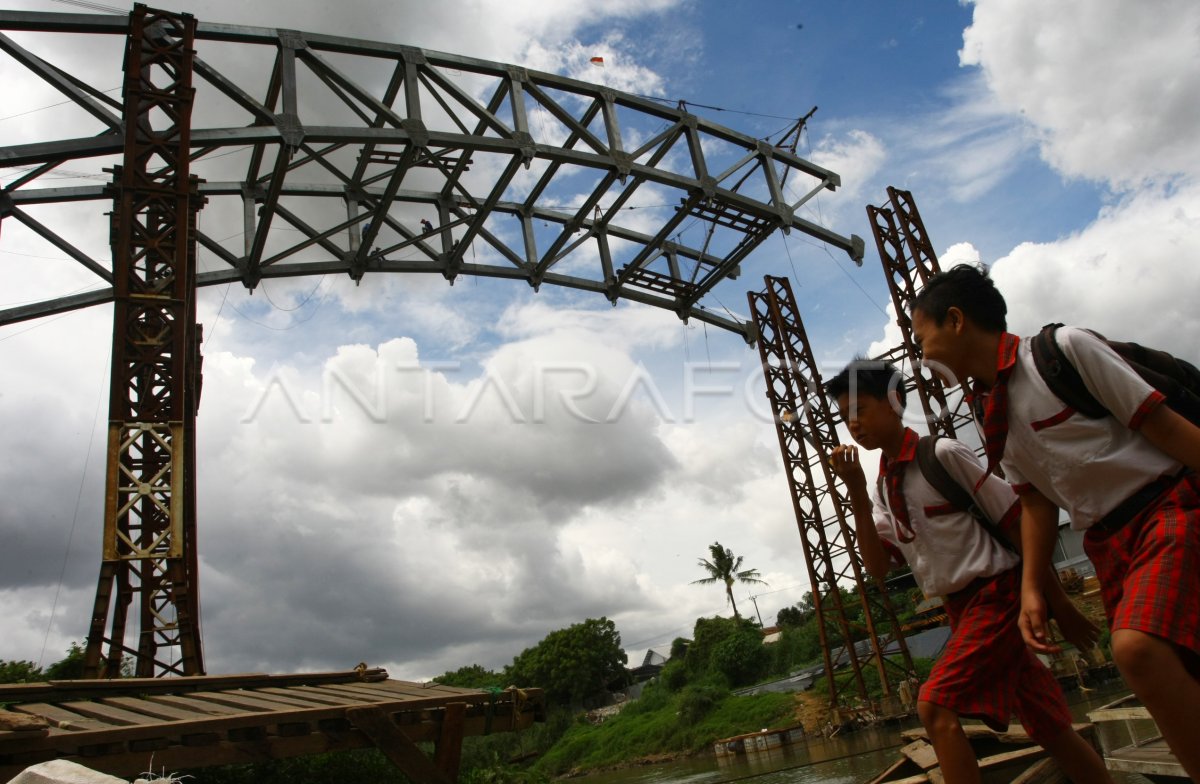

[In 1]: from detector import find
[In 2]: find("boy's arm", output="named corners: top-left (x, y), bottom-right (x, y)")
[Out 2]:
top-left (947, 441), bottom-right (1099, 651)
top-left (830, 445), bottom-right (892, 580)
top-left (1017, 485), bottom-right (1064, 653)
top-left (1136, 403), bottom-right (1200, 471)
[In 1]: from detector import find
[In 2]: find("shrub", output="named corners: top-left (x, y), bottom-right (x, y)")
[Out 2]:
top-left (711, 631), bottom-right (768, 686)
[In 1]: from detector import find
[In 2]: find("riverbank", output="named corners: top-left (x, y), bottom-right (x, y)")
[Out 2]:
top-left (563, 681), bottom-right (1140, 783)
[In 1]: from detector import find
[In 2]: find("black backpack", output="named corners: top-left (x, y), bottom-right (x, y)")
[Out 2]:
top-left (1031, 323), bottom-right (1200, 427)
top-left (877, 435), bottom-right (1017, 553)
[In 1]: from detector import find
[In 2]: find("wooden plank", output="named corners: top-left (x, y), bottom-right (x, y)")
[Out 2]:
top-left (347, 705), bottom-right (452, 784)
top-left (865, 755), bottom-right (922, 784)
top-left (1103, 738), bottom-right (1187, 778)
top-left (1088, 706), bottom-right (1154, 721)
top-left (11, 704), bottom-right (109, 732)
top-left (184, 690), bottom-right (312, 712)
top-left (101, 696), bottom-right (209, 723)
top-left (0, 670), bottom-right (393, 704)
top-left (1010, 757), bottom-right (1066, 784)
top-left (899, 739), bottom-right (939, 771)
top-left (1, 693), bottom-right (504, 754)
top-left (313, 683), bottom-right (424, 702)
top-left (434, 702), bottom-right (466, 781)
top-left (243, 689), bottom-right (351, 709)
top-left (142, 694), bottom-right (245, 716)
top-left (364, 680), bottom-right (472, 697)
top-left (273, 685), bottom-right (363, 705)
top-left (977, 745), bottom-right (1047, 770)
top-left (0, 712), bottom-right (49, 731)
top-left (60, 700), bottom-right (164, 726)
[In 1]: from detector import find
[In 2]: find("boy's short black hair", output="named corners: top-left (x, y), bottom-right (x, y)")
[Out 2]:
top-left (824, 358), bottom-right (906, 411)
top-left (910, 263), bottom-right (1008, 332)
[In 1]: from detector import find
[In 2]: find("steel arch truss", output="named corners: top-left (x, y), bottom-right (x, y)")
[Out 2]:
top-left (750, 276), bottom-right (913, 710)
top-left (0, 10), bottom-right (864, 339)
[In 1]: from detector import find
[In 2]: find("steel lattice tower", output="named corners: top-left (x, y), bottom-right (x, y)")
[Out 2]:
top-left (83, 5), bottom-right (204, 677)
top-left (750, 276), bottom-right (914, 710)
top-left (866, 186), bottom-right (974, 440)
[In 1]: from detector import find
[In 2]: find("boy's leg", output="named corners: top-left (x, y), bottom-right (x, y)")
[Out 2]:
top-left (916, 700), bottom-right (981, 784)
top-left (1084, 473), bottom-right (1200, 781)
top-left (1011, 649), bottom-right (1115, 784)
top-left (1111, 629), bottom-right (1200, 781)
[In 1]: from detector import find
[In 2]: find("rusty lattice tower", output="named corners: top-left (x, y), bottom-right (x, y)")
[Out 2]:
top-left (83, 5), bottom-right (204, 678)
top-left (866, 186), bottom-right (974, 440)
top-left (750, 275), bottom-right (913, 709)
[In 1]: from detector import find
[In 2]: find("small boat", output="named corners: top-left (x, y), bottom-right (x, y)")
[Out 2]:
top-left (1087, 693), bottom-right (1187, 782)
top-left (865, 723), bottom-right (1096, 783)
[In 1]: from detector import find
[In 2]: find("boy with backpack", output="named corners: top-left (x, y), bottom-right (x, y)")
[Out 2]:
top-left (909, 263), bottom-right (1200, 781)
top-left (824, 360), bottom-right (1111, 784)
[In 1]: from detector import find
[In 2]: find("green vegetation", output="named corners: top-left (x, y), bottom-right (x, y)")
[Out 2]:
top-left (533, 680), bottom-right (795, 776)
top-left (0, 642), bottom-right (87, 684)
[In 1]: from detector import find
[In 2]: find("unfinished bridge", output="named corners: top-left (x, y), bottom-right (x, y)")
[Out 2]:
top-left (0, 5), bottom-right (868, 681)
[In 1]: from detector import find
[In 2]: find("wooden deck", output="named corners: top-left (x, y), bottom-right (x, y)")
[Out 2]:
top-left (0, 669), bottom-right (543, 782)
top-left (1087, 693), bottom-right (1187, 780)
top-left (866, 723), bottom-right (1094, 783)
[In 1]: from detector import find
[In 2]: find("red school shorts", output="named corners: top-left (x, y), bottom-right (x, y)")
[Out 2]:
top-left (918, 568), bottom-right (1073, 745)
top-left (1083, 471), bottom-right (1200, 673)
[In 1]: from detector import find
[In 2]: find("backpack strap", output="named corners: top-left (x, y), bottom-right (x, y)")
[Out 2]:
top-left (915, 435), bottom-right (1017, 553)
top-left (1030, 323), bottom-right (1110, 418)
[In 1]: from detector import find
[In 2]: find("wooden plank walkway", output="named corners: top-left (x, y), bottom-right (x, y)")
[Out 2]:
top-left (0, 669), bottom-right (544, 781)
top-left (1088, 693), bottom-right (1187, 780)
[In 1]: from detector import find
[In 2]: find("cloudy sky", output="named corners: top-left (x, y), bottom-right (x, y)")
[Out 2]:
top-left (2, 0), bottom-right (1198, 680)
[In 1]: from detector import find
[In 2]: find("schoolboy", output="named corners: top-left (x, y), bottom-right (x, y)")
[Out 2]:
top-left (910, 263), bottom-right (1200, 781)
top-left (825, 360), bottom-right (1111, 784)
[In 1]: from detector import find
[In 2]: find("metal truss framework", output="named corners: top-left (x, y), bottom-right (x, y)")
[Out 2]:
top-left (82, 5), bottom-right (204, 678)
top-left (750, 276), bottom-right (913, 709)
top-left (866, 187), bottom-right (973, 441)
top-left (0, 9), bottom-right (864, 341)
top-left (0, 8), bottom-right (868, 678)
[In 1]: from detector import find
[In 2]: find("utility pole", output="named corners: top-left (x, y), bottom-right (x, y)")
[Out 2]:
top-left (749, 595), bottom-right (765, 628)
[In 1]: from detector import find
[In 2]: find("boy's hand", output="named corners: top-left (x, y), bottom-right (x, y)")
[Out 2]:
top-left (1019, 586), bottom-right (1061, 654)
top-left (830, 445), bottom-right (867, 488)
top-left (1045, 590), bottom-right (1100, 652)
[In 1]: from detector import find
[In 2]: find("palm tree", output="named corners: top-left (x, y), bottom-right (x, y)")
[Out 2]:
top-left (691, 541), bottom-right (767, 619)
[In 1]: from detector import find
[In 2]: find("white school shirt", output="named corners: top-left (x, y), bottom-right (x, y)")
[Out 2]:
top-left (871, 436), bottom-right (1020, 597)
top-left (993, 327), bottom-right (1182, 530)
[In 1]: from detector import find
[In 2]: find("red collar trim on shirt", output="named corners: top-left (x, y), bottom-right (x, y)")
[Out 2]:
top-left (881, 427), bottom-right (920, 472)
top-left (966, 332), bottom-right (1020, 403)
top-left (995, 332), bottom-right (1020, 374)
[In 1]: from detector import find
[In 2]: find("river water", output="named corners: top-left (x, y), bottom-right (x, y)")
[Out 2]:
top-left (577, 681), bottom-right (1152, 783)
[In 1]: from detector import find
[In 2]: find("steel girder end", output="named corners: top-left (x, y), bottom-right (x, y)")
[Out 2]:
top-left (604, 280), bottom-right (619, 305)
top-left (742, 321), bottom-right (759, 347)
top-left (403, 118), bottom-right (430, 149)
top-left (849, 234), bottom-right (866, 266)
top-left (512, 131), bottom-right (536, 169)
top-left (237, 261), bottom-right (261, 292)
top-left (611, 151), bottom-right (632, 184)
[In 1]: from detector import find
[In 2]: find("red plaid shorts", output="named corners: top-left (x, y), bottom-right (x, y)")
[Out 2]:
top-left (919, 568), bottom-right (1073, 745)
top-left (1084, 471), bottom-right (1200, 671)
